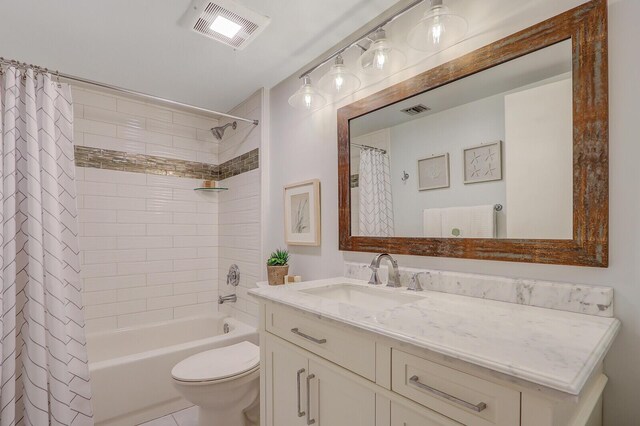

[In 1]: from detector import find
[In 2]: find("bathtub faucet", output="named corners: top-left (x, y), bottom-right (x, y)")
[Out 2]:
top-left (218, 294), bottom-right (237, 304)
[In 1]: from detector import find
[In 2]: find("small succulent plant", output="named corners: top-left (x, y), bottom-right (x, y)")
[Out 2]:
top-left (267, 249), bottom-right (289, 266)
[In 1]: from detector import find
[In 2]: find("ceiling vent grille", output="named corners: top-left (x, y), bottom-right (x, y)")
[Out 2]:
top-left (186, 0), bottom-right (270, 50)
top-left (401, 104), bottom-right (431, 116)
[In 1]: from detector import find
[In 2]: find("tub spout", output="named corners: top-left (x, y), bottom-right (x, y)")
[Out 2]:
top-left (218, 294), bottom-right (237, 304)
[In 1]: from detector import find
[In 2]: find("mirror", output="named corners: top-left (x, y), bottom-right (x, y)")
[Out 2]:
top-left (337, 0), bottom-right (608, 267)
top-left (349, 41), bottom-right (572, 240)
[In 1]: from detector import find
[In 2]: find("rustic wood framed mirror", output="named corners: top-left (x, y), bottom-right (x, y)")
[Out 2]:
top-left (338, 0), bottom-right (608, 267)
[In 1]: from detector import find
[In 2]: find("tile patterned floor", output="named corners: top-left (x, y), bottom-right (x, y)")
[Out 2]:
top-left (138, 405), bottom-right (198, 426)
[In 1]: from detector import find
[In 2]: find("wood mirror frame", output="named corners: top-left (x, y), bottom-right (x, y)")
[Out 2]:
top-left (338, 0), bottom-right (608, 267)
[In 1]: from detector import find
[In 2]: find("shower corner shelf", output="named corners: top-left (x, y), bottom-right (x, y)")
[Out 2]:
top-left (194, 187), bottom-right (229, 192)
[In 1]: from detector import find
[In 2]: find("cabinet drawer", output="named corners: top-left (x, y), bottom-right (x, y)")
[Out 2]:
top-left (391, 349), bottom-right (520, 426)
top-left (266, 304), bottom-right (376, 381)
top-left (391, 401), bottom-right (462, 426)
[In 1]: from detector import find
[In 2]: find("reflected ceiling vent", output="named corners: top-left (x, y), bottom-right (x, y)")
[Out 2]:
top-left (182, 0), bottom-right (270, 50)
top-left (401, 104), bottom-right (431, 116)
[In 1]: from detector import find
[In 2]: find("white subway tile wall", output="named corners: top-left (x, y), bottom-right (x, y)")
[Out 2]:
top-left (73, 86), bottom-right (223, 332)
top-left (217, 90), bottom-right (263, 327)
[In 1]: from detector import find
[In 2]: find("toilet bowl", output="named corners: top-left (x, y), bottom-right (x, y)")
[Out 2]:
top-left (171, 341), bottom-right (260, 426)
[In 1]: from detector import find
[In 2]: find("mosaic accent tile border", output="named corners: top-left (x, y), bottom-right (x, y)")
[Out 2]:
top-left (218, 149), bottom-right (260, 180)
top-left (74, 146), bottom-right (259, 181)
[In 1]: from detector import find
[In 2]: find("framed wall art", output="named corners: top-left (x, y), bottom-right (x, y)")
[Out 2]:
top-left (463, 140), bottom-right (502, 184)
top-left (284, 179), bottom-right (321, 246)
top-left (417, 153), bottom-right (450, 191)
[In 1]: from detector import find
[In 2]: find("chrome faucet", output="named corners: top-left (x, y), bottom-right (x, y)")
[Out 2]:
top-left (369, 253), bottom-right (401, 287)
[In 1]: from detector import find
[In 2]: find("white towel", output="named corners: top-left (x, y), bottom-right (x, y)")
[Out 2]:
top-left (468, 205), bottom-right (497, 238)
top-left (423, 208), bottom-right (442, 237)
top-left (441, 205), bottom-right (496, 238)
top-left (441, 207), bottom-right (471, 238)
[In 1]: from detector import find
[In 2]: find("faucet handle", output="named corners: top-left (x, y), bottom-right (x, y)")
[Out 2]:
top-left (408, 272), bottom-right (427, 292)
top-left (368, 267), bottom-right (382, 285)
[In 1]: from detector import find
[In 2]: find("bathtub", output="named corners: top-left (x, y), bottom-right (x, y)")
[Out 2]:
top-left (86, 315), bottom-right (258, 426)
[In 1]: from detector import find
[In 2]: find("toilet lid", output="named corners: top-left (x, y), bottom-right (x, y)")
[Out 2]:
top-left (172, 341), bottom-right (259, 382)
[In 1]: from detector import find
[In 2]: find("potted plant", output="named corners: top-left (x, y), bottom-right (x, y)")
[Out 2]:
top-left (266, 249), bottom-right (289, 285)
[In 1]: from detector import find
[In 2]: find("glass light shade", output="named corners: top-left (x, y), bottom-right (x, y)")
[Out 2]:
top-left (318, 57), bottom-right (361, 97)
top-left (407, 1), bottom-right (468, 52)
top-left (358, 31), bottom-right (406, 75)
top-left (288, 76), bottom-right (327, 111)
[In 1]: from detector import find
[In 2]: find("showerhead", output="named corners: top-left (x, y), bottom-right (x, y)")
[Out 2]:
top-left (211, 121), bottom-right (237, 140)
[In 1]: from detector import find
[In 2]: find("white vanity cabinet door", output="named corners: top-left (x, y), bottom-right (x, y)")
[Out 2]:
top-left (308, 359), bottom-right (377, 426)
top-left (391, 401), bottom-right (463, 426)
top-left (264, 335), bottom-right (308, 426)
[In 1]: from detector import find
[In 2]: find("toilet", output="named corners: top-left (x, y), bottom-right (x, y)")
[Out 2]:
top-left (171, 341), bottom-right (260, 426)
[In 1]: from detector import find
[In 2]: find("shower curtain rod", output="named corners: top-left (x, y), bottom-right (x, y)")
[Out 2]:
top-left (0, 57), bottom-right (259, 126)
top-left (351, 143), bottom-right (387, 154)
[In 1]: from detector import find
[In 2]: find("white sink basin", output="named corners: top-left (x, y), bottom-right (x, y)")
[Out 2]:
top-left (300, 284), bottom-right (424, 311)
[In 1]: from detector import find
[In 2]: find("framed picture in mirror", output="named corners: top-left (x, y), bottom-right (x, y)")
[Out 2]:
top-left (463, 141), bottom-right (502, 184)
top-left (417, 153), bottom-right (450, 191)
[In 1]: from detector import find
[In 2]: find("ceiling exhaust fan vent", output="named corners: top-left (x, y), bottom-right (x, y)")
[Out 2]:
top-left (401, 104), bottom-right (431, 116)
top-left (185, 0), bottom-right (270, 50)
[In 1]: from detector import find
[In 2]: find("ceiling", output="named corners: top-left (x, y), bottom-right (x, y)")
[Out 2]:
top-left (0, 0), bottom-right (399, 112)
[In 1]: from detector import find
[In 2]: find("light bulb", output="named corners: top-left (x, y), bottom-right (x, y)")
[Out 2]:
top-left (288, 75), bottom-right (326, 111)
top-left (318, 55), bottom-right (361, 98)
top-left (358, 29), bottom-right (406, 75)
top-left (407, 0), bottom-right (468, 52)
top-left (431, 17), bottom-right (443, 45)
top-left (374, 50), bottom-right (388, 70)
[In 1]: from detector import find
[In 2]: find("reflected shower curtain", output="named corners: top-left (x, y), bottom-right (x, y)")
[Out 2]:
top-left (358, 147), bottom-right (394, 236)
top-left (0, 67), bottom-right (93, 425)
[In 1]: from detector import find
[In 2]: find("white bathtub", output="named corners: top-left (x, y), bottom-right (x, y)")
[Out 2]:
top-left (87, 315), bottom-right (258, 426)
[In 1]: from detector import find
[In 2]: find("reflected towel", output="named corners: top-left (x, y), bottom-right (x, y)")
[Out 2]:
top-left (468, 204), bottom-right (497, 238)
top-left (441, 205), bottom-right (496, 238)
top-left (423, 208), bottom-right (442, 237)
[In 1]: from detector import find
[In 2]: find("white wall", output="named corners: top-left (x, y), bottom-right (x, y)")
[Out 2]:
top-left (217, 90), bottom-right (264, 327)
top-left (505, 77), bottom-right (573, 239)
top-left (73, 87), bottom-right (222, 333)
top-left (266, 0), bottom-right (640, 423)
top-left (388, 95), bottom-right (506, 237)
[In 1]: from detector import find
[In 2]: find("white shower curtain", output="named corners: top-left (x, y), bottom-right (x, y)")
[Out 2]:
top-left (358, 148), bottom-right (394, 236)
top-left (0, 67), bottom-right (93, 425)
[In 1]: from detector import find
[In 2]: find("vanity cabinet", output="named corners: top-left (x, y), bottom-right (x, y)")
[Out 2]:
top-left (259, 301), bottom-right (607, 426)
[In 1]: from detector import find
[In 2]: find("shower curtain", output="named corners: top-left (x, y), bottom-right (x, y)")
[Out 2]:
top-left (0, 67), bottom-right (93, 425)
top-left (358, 147), bottom-right (394, 237)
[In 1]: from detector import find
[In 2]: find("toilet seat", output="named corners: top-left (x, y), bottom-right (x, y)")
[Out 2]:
top-left (172, 341), bottom-right (260, 383)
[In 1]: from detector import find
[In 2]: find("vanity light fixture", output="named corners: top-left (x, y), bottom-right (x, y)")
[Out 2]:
top-left (358, 28), bottom-right (406, 75)
top-left (318, 54), bottom-right (361, 97)
top-left (407, 0), bottom-right (468, 52)
top-left (288, 0), bottom-right (426, 111)
top-left (288, 75), bottom-right (327, 111)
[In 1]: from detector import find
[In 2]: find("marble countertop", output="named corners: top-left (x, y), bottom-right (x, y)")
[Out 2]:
top-left (249, 277), bottom-right (620, 396)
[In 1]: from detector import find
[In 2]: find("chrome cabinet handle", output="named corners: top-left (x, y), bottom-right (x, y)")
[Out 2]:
top-left (409, 375), bottom-right (487, 413)
top-left (306, 374), bottom-right (316, 425)
top-left (291, 328), bottom-right (327, 344)
top-left (296, 368), bottom-right (306, 418)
